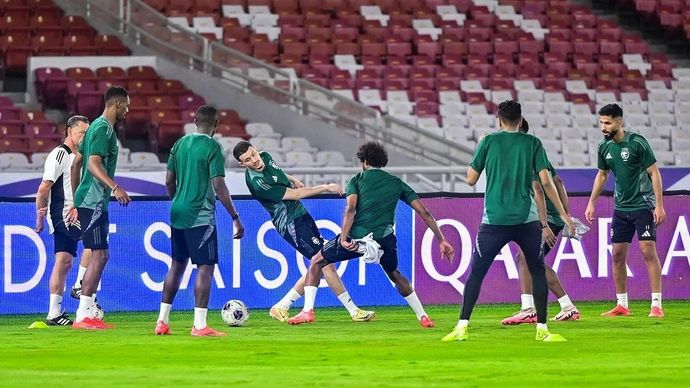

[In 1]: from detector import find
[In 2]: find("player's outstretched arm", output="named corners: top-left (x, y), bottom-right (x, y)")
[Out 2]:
top-left (212, 177), bottom-right (244, 239)
top-left (286, 174), bottom-right (305, 189)
top-left (34, 180), bottom-right (53, 233)
top-left (539, 169), bottom-right (575, 236)
top-left (282, 183), bottom-right (344, 200)
top-left (646, 163), bottom-right (666, 225)
top-left (410, 199), bottom-right (454, 262)
top-left (533, 180), bottom-right (557, 248)
top-left (88, 155), bottom-right (131, 206)
top-left (585, 169), bottom-right (609, 223)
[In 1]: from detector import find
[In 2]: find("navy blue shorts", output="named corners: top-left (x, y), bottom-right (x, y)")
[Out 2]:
top-left (611, 209), bottom-right (656, 243)
top-left (322, 233), bottom-right (398, 273)
top-left (77, 207), bottom-right (109, 250)
top-left (53, 229), bottom-right (78, 256)
top-left (280, 213), bottom-right (323, 259)
top-left (171, 225), bottom-right (218, 266)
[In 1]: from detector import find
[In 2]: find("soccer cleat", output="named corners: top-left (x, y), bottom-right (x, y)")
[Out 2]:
top-left (535, 328), bottom-right (567, 342)
top-left (287, 309), bottom-right (315, 325)
top-left (46, 312), bottom-right (73, 326)
top-left (269, 306), bottom-right (289, 322)
top-left (91, 316), bottom-right (115, 329)
top-left (420, 315), bottom-right (435, 328)
top-left (72, 318), bottom-right (108, 330)
top-left (441, 325), bottom-right (468, 342)
top-left (351, 309), bottom-right (376, 322)
top-left (552, 306), bottom-right (581, 321)
top-left (649, 306), bottom-right (665, 318)
top-left (154, 321), bottom-right (171, 335)
top-left (501, 308), bottom-right (537, 325)
top-left (70, 286), bottom-right (81, 300)
top-left (191, 326), bottom-right (227, 337)
top-left (601, 305), bottom-right (631, 317)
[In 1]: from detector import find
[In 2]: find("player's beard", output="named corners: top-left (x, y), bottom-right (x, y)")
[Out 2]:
top-left (603, 127), bottom-right (617, 140)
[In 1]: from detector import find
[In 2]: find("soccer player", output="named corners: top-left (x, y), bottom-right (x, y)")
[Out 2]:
top-left (155, 105), bottom-right (245, 337)
top-left (502, 119), bottom-right (580, 325)
top-left (442, 100), bottom-right (575, 343)
top-left (232, 141), bottom-right (375, 322)
top-left (585, 103), bottom-right (665, 318)
top-left (287, 141), bottom-right (454, 327)
top-left (34, 115), bottom-right (89, 326)
top-left (72, 86), bottom-right (132, 330)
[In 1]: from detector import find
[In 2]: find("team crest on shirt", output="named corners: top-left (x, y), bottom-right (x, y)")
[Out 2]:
top-left (312, 236), bottom-right (320, 245)
top-left (620, 148), bottom-right (630, 161)
top-left (269, 160), bottom-right (279, 169)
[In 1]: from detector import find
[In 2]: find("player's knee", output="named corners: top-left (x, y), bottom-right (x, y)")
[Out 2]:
top-left (639, 242), bottom-right (658, 261)
top-left (322, 262), bottom-right (336, 274)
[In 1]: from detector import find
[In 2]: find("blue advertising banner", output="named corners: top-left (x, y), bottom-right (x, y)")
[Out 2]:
top-left (0, 199), bottom-right (413, 315)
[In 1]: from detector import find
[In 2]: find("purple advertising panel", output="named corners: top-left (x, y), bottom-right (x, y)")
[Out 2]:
top-left (413, 195), bottom-right (690, 304)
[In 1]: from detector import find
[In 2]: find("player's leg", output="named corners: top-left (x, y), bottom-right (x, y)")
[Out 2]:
top-left (501, 247), bottom-right (537, 325)
top-left (634, 209), bottom-right (663, 317)
top-left (443, 224), bottom-right (510, 341)
top-left (603, 211), bottom-right (635, 316)
top-left (46, 232), bottom-right (77, 325)
top-left (541, 224), bottom-right (579, 321)
top-left (155, 227), bottom-right (189, 334)
top-left (321, 259), bottom-right (375, 321)
top-left (189, 226), bottom-right (226, 336)
top-left (71, 248), bottom-right (91, 299)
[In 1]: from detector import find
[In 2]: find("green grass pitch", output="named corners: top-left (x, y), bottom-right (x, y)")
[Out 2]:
top-left (1, 301), bottom-right (688, 387)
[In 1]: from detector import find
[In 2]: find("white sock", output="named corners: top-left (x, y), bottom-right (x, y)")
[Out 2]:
top-left (651, 293), bottom-right (662, 308)
top-left (537, 323), bottom-right (548, 331)
top-left (521, 294), bottom-right (535, 310)
top-left (193, 307), bottom-right (208, 329)
top-left (76, 295), bottom-right (94, 321)
top-left (616, 293), bottom-right (629, 308)
top-left (158, 303), bottom-right (172, 324)
top-left (48, 294), bottom-right (62, 319)
top-left (303, 286), bottom-right (317, 312)
top-left (456, 319), bottom-right (469, 330)
top-left (337, 291), bottom-right (358, 317)
top-left (404, 291), bottom-right (427, 320)
top-left (75, 265), bottom-right (87, 287)
top-left (274, 288), bottom-right (302, 310)
top-left (558, 295), bottom-right (574, 309)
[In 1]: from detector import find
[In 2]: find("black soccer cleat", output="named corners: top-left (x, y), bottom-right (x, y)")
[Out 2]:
top-left (46, 312), bottom-right (73, 326)
top-left (70, 281), bottom-right (82, 300)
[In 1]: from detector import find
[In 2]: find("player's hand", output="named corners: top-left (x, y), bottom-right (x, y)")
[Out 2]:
top-left (542, 225), bottom-right (557, 248)
top-left (326, 183), bottom-right (344, 196)
top-left (340, 236), bottom-right (358, 251)
top-left (233, 219), bottom-right (245, 239)
top-left (585, 203), bottom-right (595, 224)
top-left (291, 177), bottom-right (305, 189)
top-left (34, 215), bottom-right (44, 233)
top-left (113, 186), bottom-right (131, 206)
top-left (439, 239), bottom-right (454, 262)
top-left (65, 206), bottom-right (78, 226)
top-left (654, 205), bottom-right (666, 226)
top-left (563, 216), bottom-right (576, 239)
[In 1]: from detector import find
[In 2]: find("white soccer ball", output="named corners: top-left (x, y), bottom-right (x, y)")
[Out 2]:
top-left (93, 304), bottom-right (104, 320)
top-left (221, 300), bottom-right (249, 327)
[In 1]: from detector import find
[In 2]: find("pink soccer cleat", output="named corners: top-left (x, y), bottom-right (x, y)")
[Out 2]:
top-left (72, 317), bottom-right (110, 330)
top-left (419, 315), bottom-right (435, 328)
top-left (601, 305), bottom-right (631, 317)
top-left (501, 308), bottom-right (537, 325)
top-left (287, 309), bottom-right (315, 325)
top-left (154, 321), bottom-right (171, 335)
top-left (552, 306), bottom-right (580, 321)
top-left (648, 306), bottom-right (664, 318)
top-left (191, 326), bottom-right (227, 337)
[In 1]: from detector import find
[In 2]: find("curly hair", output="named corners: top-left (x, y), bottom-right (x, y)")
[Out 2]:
top-left (356, 141), bottom-right (388, 168)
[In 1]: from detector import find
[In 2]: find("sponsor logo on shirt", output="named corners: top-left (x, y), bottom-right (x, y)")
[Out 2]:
top-left (272, 175), bottom-right (278, 182)
top-left (620, 148), bottom-right (630, 161)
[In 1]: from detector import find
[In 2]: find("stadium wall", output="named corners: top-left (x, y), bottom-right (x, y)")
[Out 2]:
top-left (1, 194), bottom-right (689, 315)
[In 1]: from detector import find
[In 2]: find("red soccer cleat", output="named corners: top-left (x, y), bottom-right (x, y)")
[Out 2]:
top-left (501, 308), bottom-right (537, 325)
top-left (287, 309), bottom-right (315, 325)
top-left (92, 317), bottom-right (115, 329)
top-left (190, 326), bottom-right (227, 337)
top-left (601, 305), bottom-right (631, 317)
top-left (155, 321), bottom-right (172, 335)
top-left (420, 315), bottom-right (435, 328)
top-left (649, 306), bottom-right (665, 318)
top-left (73, 317), bottom-right (110, 330)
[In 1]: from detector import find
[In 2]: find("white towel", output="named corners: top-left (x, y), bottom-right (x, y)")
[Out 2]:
top-left (354, 233), bottom-right (384, 264)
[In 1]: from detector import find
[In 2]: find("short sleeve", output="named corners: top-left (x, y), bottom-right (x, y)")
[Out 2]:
top-left (400, 180), bottom-right (420, 205)
top-left (250, 177), bottom-right (287, 202)
top-left (533, 139), bottom-right (550, 174)
top-left (469, 137), bottom-right (488, 173)
top-left (345, 174), bottom-right (360, 197)
top-left (634, 136), bottom-right (657, 169)
top-left (42, 149), bottom-right (66, 182)
top-left (597, 142), bottom-right (609, 170)
top-left (167, 142), bottom-right (177, 172)
top-left (209, 143), bottom-right (225, 178)
top-left (89, 123), bottom-right (109, 158)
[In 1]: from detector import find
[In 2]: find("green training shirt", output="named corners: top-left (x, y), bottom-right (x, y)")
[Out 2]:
top-left (167, 133), bottom-right (226, 229)
top-left (597, 131), bottom-right (657, 211)
top-left (470, 130), bottom-right (551, 225)
top-left (346, 168), bottom-right (419, 239)
top-left (74, 116), bottom-right (118, 212)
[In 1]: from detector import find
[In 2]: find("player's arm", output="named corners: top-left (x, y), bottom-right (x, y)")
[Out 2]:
top-left (585, 169), bottom-right (609, 223)
top-left (339, 194), bottom-right (358, 251)
top-left (539, 169), bottom-right (575, 235)
top-left (71, 152), bottom-right (83, 196)
top-left (282, 184), bottom-right (344, 200)
top-left (212, 177), bottom-right (244, 239)
top-left (286, 174), bottom-right (304, 189)
top-left (88, 155), bottom-right (131, 206)
top-left (466, 167), bottom-right (481, 186)
top-left (165, 170), bottom-right (176, 199)
top-left (34, 180), bottom-right (54, 233)
top-left (554, 175), bottom-right (569, 214)
top-left (646, 163), bottom-right (666, 225)
top-left (534, 180), bottom-right (557, 248)
top-left (410, 199), bottom-right (454, 261)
